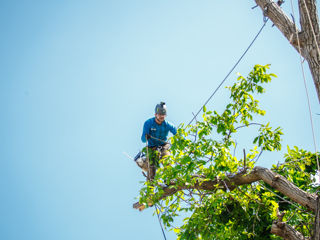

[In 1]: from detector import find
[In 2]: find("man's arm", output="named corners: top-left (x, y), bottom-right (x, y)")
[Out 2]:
top-left (141, 120), bottom-right (150, 143)
top-left (168, 122), bottom-right (177, 135)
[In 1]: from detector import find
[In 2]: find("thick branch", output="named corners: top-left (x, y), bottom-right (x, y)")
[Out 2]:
top-left (271, 221), bottom-right (308, 240)
top-left (252, 166), bottom-right (317, 211)
top-left (133, 166), bottom-right (317, 212)
top-left (254, 0), bottom-right (320, 103)
top-left (314, 194), bottom-right (320, 240)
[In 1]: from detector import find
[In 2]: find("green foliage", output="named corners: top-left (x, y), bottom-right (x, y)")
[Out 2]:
top-left (268, 146), bottom-right (320, 237)
top-left (273, 146), bottom-right (320, 193)
top-left (136, 65), bottom-right (318, 239)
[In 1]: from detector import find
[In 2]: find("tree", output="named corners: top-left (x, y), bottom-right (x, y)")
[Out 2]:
top-left (134, 65), bottom-right (320, 239)
top-left (254, 0), bottom-right (320, 102)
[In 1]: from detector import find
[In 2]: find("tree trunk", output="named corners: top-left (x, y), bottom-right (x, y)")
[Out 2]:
top-left (254, 0), bottom-right (320, 102)
top-left (314, 194), bottom-right (320, 240)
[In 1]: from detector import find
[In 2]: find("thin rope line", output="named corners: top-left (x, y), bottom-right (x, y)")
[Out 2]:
top-left (148, 135), bottom-right (170, 145)
top-left (155, 204), bottom-right (167, 240)
top-left (290, 0), bottom-right (319, 173)
top-left (187, 20), bottom-right (268, 126)
top-left (146, 139), bottom-right (167, 240)
top-left (146, 138), bottom-right (151, 181)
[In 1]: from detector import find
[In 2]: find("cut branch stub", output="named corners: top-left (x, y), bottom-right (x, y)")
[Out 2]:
top-left (271, 221), bottom-right (308, 240)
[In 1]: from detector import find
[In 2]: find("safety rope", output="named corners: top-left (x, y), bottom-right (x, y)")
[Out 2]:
top-left (289, 0), bottom-right (320, 175)
top-left (155, 204), bottom-right (167, 240)
top-left (148, 135), bottom-right (170, 145)
top-left (187, 19), bottom-right (269, 126)
top-left (146, 136), bottom-right (168, 239)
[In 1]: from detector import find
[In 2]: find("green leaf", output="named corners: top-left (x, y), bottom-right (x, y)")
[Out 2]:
top-left (203, 105), bottom-right (207, 113)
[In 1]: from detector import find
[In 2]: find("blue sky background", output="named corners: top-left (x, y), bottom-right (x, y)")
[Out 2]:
top-left (1, 1), bottom-right (320, 239)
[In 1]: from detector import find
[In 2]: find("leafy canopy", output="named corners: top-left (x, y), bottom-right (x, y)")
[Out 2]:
top-left (137, 65), bottom-right (319, 239)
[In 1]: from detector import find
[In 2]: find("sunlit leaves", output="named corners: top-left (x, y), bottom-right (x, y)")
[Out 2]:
top-left (135, 65), bottom-right (316, 239)
top-left (253, 124), bottom-right (283, 151)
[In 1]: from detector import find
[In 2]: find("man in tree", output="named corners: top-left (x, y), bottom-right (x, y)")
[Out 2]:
top-left (141, 102), bottom-right (177, 180)
top-left (134, 65), bottom-right (320, 239)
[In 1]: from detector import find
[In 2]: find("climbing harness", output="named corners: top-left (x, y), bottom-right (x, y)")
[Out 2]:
top-left (134, 144), bottom-right (168, 173)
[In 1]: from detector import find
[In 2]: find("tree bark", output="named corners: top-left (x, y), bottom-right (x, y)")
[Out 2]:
top-left (254, 0), bottom-right (320, 102)
top-left (271, 221), bottom-right (308, 240)
top-left (314, 194), bottom-right (320, 240)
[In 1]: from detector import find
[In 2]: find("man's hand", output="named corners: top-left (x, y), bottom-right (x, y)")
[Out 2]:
top-left (146, 134), bottom-right (151, 140)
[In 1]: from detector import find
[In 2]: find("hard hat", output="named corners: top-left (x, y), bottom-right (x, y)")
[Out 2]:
top-left (155, 102), bottom-right (167, 115)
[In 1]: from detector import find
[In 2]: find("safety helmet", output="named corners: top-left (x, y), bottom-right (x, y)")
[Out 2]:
top-left (155, 102), bottom-right (167, 115)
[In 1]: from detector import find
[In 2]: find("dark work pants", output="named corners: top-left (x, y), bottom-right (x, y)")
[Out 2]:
top-left (147, 143), bottom-right (170, 180)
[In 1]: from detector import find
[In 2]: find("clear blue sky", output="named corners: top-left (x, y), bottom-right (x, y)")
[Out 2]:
top-left (1, 1), bottom-right (319, 239)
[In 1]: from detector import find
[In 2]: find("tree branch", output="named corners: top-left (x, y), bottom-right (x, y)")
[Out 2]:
top-left (271, 221), bottom-right (308, 240)
top-left (254, 0), bottom-right (320, 102)
top-left (133, 166), bottom-right (317, 212)
top-left (314, 194), bottom-right (320, 240)
top-left (254, 0), bottom-right (303, 52)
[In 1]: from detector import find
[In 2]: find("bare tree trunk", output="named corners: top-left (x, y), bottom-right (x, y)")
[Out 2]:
top-left (255, 0), bottom-right (320, 102)
top-left (314, 194), bottom-right (320, 240)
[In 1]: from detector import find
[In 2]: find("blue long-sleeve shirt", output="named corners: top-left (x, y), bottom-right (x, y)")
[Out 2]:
top-left (141, 117), bottom-right (177, 147)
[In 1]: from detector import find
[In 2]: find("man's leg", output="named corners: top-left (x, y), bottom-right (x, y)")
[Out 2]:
top-left (160, 143), bottom-right (171, 159)
top-left (147, 147), bottom-right (159, 181)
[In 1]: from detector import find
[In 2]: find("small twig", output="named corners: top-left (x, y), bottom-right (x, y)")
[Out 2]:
top-left (276, 208), bottom-right (285, 222)
top-left (260, 184), bottom-right (314, 216)
top-left (236, 186), bottom-right (263, 205)
top-left (253, 149), bottom-right (264, 164)
top-left (192, 112), bottom-right (198, 143)
top-left (222, 180), bottom-right (231, 192)
top-left (234, 123), bottom-right (263, 131)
